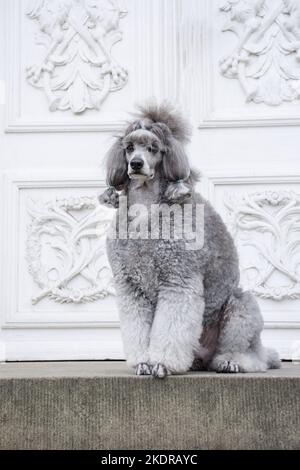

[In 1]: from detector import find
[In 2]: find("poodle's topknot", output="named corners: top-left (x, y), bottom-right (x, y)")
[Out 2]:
top-left (135, 101), bottom-right (192, 144)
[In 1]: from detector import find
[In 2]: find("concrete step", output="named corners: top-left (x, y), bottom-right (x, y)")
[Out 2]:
top-left (0, 362), bottom-right (299, 450)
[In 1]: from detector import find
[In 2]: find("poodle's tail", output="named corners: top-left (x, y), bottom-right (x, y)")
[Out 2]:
top-left (264, 347), bottom-right (281, 369)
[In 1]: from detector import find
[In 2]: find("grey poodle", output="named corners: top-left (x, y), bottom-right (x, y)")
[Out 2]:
top-left (100, 102), bottom-right (280, 378)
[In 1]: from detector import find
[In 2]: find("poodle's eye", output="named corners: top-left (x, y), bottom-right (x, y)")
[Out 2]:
top-left (147, 145), bottom-right (159, 154)
top-left (126, 144), bottom-right (134, 154)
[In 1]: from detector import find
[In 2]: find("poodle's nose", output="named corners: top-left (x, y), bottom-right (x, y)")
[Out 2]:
top-left (130, 157), bottom-right (144, 171)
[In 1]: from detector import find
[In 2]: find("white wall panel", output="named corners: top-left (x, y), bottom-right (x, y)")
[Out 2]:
top-left (202, 170), bottom-right (300, 358)
top-left (5, 0), bottom-right (178, 132)
top-left (0, 0), bottom-right (299, 361)
top-left (1, 170), bottom-right (119, 329)
top-left (198, 0), bottom-right (300, 127)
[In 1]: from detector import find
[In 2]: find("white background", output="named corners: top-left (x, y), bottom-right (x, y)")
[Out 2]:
top-left (1, 0), bottom-right (300, 361)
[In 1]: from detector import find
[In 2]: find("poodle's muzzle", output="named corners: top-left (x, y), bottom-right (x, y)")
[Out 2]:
top-left (128, 153), bottom-right (153, 180)
top-left (125, 129), bottom-right (164, 182)
top-left (128, 151), bottom-right (161, 184)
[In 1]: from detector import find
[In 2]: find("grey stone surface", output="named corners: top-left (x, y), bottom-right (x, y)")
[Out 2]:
top-left (0, 362), bottom-right (299, 450)
top-left (1, 361), bottom-right (299, 378)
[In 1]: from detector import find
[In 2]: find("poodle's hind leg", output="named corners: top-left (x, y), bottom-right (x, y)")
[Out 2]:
top-left (210, 290), bottom-right (281, 373)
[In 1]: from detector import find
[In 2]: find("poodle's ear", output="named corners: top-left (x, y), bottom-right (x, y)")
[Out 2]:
top-left (162, 137), bottom-right (192, 203)
top-left (106, 138), bottom-right (128, 190)
top-left (163, 137), bottom-right (190, 182)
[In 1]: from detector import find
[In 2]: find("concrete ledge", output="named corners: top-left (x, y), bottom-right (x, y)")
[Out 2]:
top-left (0, 362), bottom-right (299, 450)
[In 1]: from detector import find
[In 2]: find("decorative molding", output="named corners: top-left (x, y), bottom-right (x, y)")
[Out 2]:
top-left (5, 0), bottom-right (125, 132)
top-left (219, 0), bottom-right (300, 106)
top-left (225, 190), bottom-right (300, 300)
top-left (2, 332), bottom-right (298, 361)
top-left (3, 331), bottom-right (124, 361)
top-left (1, 170), bottom-right (119, 328)
top-left (25, 0), bottom-right (128, 114)
top-left (203, 170), bottom-right (300, 320)
top-left (26, 195), bottom-right (115, 305)
top-left (199, 0), bottom-right (300, 128)
top-left (203, 169), bottom-right (300, 200)
top-left (5, 0), bottom-right (179, 133)
top-left (2, 169), bottom-right (300, 360)
top-left (202, 170), bottom-right (300, 361)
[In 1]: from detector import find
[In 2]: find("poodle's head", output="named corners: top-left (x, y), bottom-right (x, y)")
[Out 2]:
top-left (123, 126), bottom-right (165, 183)
top-left (105, 102), bottom-right (198, 201)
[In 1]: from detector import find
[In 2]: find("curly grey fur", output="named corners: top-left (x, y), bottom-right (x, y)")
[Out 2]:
top-left (135, 101), bottom-right (192, 143)
top-left (102, 103), bottom-right (281, 378)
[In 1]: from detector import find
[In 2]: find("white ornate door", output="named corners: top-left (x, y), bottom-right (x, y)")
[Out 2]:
top-left (0, 0), bottom-right (299, 361)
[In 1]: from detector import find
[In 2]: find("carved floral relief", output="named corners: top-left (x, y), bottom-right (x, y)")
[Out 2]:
top-left (26, 195), bottom-right (115, 304)
top-left (26, 0), bottom-right (128, 113)
top-left (225, 190), bottom-right (300, 300)
top-left (220, 0), bottom-right (300, 105)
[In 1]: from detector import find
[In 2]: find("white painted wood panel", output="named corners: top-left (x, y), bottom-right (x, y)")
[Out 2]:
top-left (0, 0), bottom-right (299, 361)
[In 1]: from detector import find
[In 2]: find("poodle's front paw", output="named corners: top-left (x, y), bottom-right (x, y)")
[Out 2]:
top-left (217, 360), bottom-right (240, 374)
top-left (135, 363), bottom-right (152, 376)
top-left (151, 363), bottom-right (171, 379)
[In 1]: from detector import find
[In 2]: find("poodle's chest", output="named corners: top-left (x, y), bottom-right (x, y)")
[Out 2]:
top-left (109, 239), bottom-right (191, 293)
top-left (114, 240), bottom-right (161, 294)
top-left (114, 239), bottom-right (166, 270)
